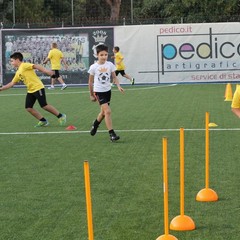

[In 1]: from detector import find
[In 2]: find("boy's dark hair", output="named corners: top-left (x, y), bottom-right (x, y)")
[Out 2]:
top-left (114, 46), bottom-right (120, 52)
top-left (96, 44), bottom-right (108, 54)
top-left (10, 52), bottom-right (23, 61)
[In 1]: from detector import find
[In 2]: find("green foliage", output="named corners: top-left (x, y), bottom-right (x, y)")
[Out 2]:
top-left (135, 0), bottom-right (240, 23)
top-left (1, 0), bottom-right (240, 25)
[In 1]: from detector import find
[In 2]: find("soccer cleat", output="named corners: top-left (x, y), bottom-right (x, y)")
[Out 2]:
top-left (90, 124), bottom-right (98, 136)
top-left (131, 78), bottom-right (135, 85)
top-left (34, 120), bottom-right (49, 127)
top-left (61, 85), bottom-right (68, 90)
top-left (110, 132), bottom-right (120, 142)
top-left (48, 86), bottom-right (55, 90)
top-left (59, 114), bottom-right (67, 126)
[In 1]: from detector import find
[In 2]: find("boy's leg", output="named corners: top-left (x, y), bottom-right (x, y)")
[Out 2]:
top-left (122, 71), bottom-right (134, 85)
top-left (36, 88), bottom-right (66, 126)
top-left (48, 76), bottom-right (56, 89)
top-left (101, 104), bottom-right (120, 141)
top-left (25, 92), bottom-right (49, 127)
top-left (231, 108), bottom-right (240, 118)
top-left (42, 104), bottom-right (60, 116)
top-left (101, 103), bottom-right (112, 130)
top-left (57, 76), bottom-right (67, 90)
top-left (90, 111), bottom-right (104, 136)
top-left (26, 107), bottom-right (44, 120)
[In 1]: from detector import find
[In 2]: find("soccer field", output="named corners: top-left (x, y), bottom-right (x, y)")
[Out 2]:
top-left (0, 84), bottom-right (239, 240)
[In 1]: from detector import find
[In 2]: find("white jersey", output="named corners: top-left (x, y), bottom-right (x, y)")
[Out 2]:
top-left (88, 61), bottom-right (116, 92)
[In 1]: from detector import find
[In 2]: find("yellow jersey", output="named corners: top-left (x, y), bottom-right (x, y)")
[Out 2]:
top-left (115, 51), bottom-right (125, 70)
top-left (48, 48), bottom-right (63, 70)
top-left (12, 62), bottom-right (44, 93)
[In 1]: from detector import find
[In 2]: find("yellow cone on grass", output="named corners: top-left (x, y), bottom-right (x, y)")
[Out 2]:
top-left (224, 83), bottom-right (233, 101)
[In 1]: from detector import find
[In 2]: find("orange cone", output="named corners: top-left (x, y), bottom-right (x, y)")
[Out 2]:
top-left (224, 83), bottom-right (233, 101)
top-left (66, 125), bottom-right (77, 130)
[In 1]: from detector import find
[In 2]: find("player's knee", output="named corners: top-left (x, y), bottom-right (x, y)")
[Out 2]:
top-left (42, 104), bottom-right (48, 110)
top-left (104, 108), bottom-right (111, 116)
top-left (26, 107), bottom-right (33, 113)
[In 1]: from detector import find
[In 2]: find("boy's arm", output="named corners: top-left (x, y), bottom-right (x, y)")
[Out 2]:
top-left (0, 81), bottom-right (16, 91)
top-left (61, 57), bottom-right (68, 70)
top-left (88, 74), bottom-right (96, 101)
top-left (112, 72), bottom-right (124, 93)
top-left (33, 64), bottom-right (54, 77)
top-left (42, 57), bottom-right (49, 64)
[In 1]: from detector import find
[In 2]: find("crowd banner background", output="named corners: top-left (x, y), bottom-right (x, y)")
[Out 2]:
top-left (1, 22), bottom-right (240, 86)
top-left (1, 27), bottom-right (114, 86)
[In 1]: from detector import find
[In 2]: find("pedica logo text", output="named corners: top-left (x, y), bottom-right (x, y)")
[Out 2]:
top-left (159, 28), bottom-right (240, 75)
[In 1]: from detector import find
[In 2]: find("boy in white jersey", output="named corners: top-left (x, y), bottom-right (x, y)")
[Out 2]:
top-left (88, 44), bottom-right (124, 142)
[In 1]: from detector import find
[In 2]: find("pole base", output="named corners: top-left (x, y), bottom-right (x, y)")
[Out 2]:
top-left (156, 234), bottom-right (178, 240)
top-left (170, 215), bottom-right (195, 231)
top-left (196, 188), bottom-right (218, 202)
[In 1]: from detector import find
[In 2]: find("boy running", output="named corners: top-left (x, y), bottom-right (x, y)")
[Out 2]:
top-left (0, 52), bottom-right (66, 127)
top-left (112, 46), bottom-right (134, 85)
top-left (43, 42), bottom-right (68, 90)
top-left (88, 44), bottom-right (124, 142)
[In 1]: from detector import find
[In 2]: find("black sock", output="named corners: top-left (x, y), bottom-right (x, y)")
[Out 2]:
top-left (40, 117), bottom-right (47, 122)
top-left (109, 129), bottom-right (115, 135)
top-left (57, 113), bottom-right (62, 118)
top-left (93, 119), bottom-right (100, 127)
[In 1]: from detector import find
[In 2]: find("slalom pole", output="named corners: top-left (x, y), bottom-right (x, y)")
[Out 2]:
top-left (156, 138), bottom-right (178, 240)
top-left (196, 112), bottom-right (218, 202)
top-left (170, 128), bottom-right (195, 231)
top-left (84, 161), bottom-right (94, 240)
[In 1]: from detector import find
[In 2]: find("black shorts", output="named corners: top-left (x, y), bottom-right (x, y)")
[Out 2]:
top-left (52, 70), bottom-right (60, 78)
top-left (94, 90), bottom-right (111, 105)
top-left (25, 88), bottom-right (48, 108)
top-left (115, 70), bottom-right (126, 76)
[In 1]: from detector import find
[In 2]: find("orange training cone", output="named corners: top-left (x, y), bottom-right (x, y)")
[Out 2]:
top-left (66, 125), bottom-right (77, 130)
top-left (224, 83), bottom-right (232, 101)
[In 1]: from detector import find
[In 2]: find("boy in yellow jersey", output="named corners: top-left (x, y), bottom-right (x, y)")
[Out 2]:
top-left (43, 42), bottom-right (68, 90)
top-left (112, 46), bottom-right (134, 85)
top-left (231, 85), bottom-right (240, 117)
top-left (0, 52), bottom-right (67, 127)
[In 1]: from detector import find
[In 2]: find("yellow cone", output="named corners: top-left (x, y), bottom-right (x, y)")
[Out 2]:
top-left (224, 83), bottom-right (233, 101)
top-left (208, 122), bottom-right (218, 127)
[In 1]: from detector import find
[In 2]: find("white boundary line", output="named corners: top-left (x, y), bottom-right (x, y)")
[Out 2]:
top-left (0, 128), bottom-right (240, 135)
top-left (0, 84), bottom-right (177, 97)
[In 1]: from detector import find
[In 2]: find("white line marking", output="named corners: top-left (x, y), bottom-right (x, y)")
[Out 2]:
top-left (0, 84), bottom-right (177, 97)
top-left (0, 128), bottom-right (240, 136)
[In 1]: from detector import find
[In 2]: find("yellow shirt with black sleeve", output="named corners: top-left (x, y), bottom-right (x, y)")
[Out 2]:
top-left (12, 62), bottom-right (44, 93)
top-left (115, 51), bottom-right (125, 71)
top-left (48, 48), bottom-right (63, 70)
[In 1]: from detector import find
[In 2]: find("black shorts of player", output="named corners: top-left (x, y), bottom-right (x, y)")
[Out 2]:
top-left (115, 70), bottom-right (126, 76)
top-left (94, 90), bottom-right (111, 105)
top-left (25, 88), bottom-right (48, 108)
top-left (52, 70), bottom-right (60, 78)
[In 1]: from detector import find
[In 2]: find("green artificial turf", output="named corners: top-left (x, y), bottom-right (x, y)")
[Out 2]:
top-left (0, 84), bottom-right (239, 240)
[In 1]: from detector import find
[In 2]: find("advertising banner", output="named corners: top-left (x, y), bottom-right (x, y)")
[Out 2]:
top-left (114, 23), bottom-right (240, 84)
top-left (157, 22), bottom-right (240, 83)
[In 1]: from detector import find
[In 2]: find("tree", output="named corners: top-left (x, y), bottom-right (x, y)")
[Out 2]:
top-left (105, 0), bottom-right (121, 22)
